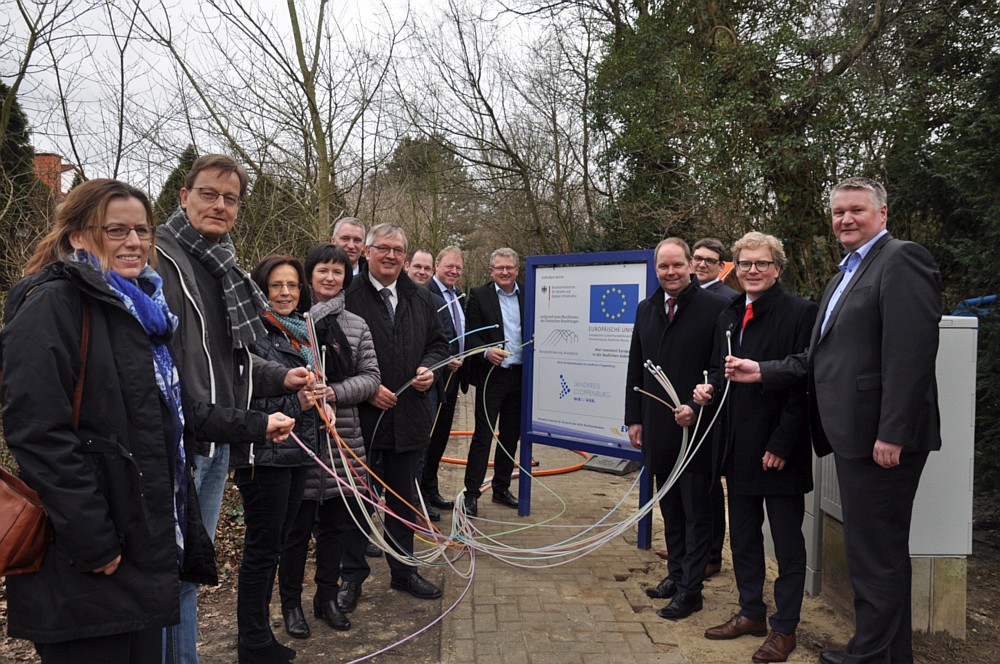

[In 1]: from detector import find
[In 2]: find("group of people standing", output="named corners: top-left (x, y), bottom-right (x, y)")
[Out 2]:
top-left (627, 177), bottom-right (942, 664)
top-left (0, 161), bottom-right (940, 664)
top-left (0, 154), bottom-right (529, 664)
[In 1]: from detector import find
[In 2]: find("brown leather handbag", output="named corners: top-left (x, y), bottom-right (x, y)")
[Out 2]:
top-left (0, 306), bottom-right (89, 576)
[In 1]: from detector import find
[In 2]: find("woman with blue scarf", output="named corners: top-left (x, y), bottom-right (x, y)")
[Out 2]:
top-left (231, 255), bottom-right (334, 663)
top-left (0, 179), bottom-right (295, 663)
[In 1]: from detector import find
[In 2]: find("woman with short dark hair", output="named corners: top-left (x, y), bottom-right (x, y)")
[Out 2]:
top-left (231, 255), bottom-right (334, 663)
top-left (278, 244), bottom-right (380, 637)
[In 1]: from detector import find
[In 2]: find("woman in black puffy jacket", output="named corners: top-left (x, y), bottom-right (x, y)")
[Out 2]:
top-left (0, 180), bottom-right (295, 664)
top-left (278, 244), bottom-right (381, 637)
top-left (231, 255), bottom-right (334, 663)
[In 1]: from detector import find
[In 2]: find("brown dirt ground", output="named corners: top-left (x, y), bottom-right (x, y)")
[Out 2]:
top-left (2, 485), bottom-right (997, 664)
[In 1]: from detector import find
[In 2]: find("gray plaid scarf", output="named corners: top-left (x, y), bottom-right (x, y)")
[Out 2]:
top-left (162, 207), bottom-right (268, 348)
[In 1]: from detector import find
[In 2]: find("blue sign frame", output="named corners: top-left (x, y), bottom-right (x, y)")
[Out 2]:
top-left (518, 250), bottom-right (657, 549)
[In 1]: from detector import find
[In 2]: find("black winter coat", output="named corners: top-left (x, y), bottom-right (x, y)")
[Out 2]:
top-left (232, 316), bottom-right (317, 468)
top-left (624, 280), bottom-right (729, 475)
top-left (0, 261), bottom-right (268, 643)
top-left (706, 283), bottom-right (817, 495)
top-left (345, 268), bottom-right (449, 453)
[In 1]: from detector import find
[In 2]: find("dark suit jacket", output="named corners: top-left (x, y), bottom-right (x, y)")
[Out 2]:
top-left (428, 277), bottom-right (469, 393)
top-left (464, 281), bottom-right (525, 388)
top-left (760, 233), bottom-right (942, 459)
top-left (705, 280), bottom-right (738, 299)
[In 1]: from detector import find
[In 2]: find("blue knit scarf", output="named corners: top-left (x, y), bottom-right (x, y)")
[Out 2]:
top-left (74, 252), bottom-right (189, 564)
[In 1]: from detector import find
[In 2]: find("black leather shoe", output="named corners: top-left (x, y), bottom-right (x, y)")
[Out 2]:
top-left (337, 581), bottom-right (362, 613)
top-left (645, 576), bottom-right (678, 599)
top-left (656, 591), bottom-right (703, 620)
top-left (819, 651), bottom-right (846, 664)
top-left (365, 541), bottom-right (383, 557)
top-left (427, 492), bottom-right (454, 509)
top-left (312, 595), bottom-right (351, 631)
top-left (491, 489), bottom-right (518, 508)
top-left (281, 605), bottom-right (310, 639)
top-left (426, 504), bottom-right (441, 522)
top-left (463, 495), bottom-right (478, 517)
top-left (238, 640), bottom-right (294, 664)
top-left (390, 571), bottom-right (443, 599)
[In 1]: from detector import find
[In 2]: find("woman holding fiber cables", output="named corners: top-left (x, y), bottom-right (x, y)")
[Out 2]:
top-left (278, 244), bottom-right (380, 636)
top-left (233, 254), bottom-right (336, 663)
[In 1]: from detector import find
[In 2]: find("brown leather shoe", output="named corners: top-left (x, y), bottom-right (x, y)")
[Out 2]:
top-left (751, 631), bottom-right (796, 663)
top-left (704, 561), bottom-right (721, 578)
top-left (704, 613), bottom-right (768, 640)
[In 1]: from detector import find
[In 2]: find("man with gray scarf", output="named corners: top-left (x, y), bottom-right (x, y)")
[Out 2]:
top-left (156, 154), bottom-right (311, 664)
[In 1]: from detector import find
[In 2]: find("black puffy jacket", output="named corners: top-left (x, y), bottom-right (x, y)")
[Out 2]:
top-left (0, 261), bottom-right (268, 643)
top-left (230, 316), bottom-right (318, 469)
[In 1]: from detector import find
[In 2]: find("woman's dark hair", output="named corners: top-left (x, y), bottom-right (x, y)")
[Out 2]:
top-left (304, 243), bottom-right (353, 294)
top-left (251, 255), bottom-right (311, 314)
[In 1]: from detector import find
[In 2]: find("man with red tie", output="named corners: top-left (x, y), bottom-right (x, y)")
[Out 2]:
top-left (696, 232), bottom-right (817, 663)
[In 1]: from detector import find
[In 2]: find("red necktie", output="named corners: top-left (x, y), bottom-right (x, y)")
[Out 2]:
top-left (741, 302), bottom-right (754, 333)
top-left (666, 297), bottom-right (676, 323)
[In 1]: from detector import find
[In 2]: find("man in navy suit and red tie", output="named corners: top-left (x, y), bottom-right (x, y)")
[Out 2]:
top-left (726, 177), bottom-right (942, 664)
top-left (462, 248), bottom-right (524, 517)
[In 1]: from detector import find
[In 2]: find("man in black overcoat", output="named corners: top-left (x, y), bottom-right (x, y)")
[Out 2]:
top-left (625, 238), bottom-right (729, 620)
top-left (696, 232), bottom-right (817, 663)
top-left (345, 224), bottom-right (450, 600)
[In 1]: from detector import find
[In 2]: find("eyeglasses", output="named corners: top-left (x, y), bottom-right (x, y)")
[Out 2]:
top-left (491, 265), bottom-right (517, 273)
top-left (692, 255), bottom-right (721, 265)
top-left (191, 187), bottom-right (242, 209)
top-left (102, 225), bottom-right (154, 241)
top-left (371, 245), bottom-right (405, 257)
top-left (736, 260), bottom-right (776, 272)
top-left (268, 282), bottom-right (301, 292)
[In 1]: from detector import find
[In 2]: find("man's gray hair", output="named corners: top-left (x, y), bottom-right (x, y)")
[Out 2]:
top-left (332, 216), bottom-right (366, 238)
top-left (367, 223), bottom-right (408, 251)
top-left (489, 247), bottom-right (518, 267)
top-left (830, 177), bottom-right (887, 209)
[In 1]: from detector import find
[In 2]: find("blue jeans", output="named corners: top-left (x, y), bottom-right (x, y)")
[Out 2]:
top-left (163, 446), bottom-right (230, 664)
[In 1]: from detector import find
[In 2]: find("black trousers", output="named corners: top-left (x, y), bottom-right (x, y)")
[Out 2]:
top-left (728, 492), bottom-right (806, 634)
top-left (371, 447), bottom-right (423, 578)
top-left (234, 465), bottom-right (307, 648)
top-left (836, 451), bottom-right (928, 664)
top-left (655, 468), bottom-right (713, 595)
top-left (464, 365), bottom-right (521, 498)
top-left (422, 374), bottom-right (461, 496)
top-left (279, 490), bottom-right (372, 606)
top-left (709, 477), bottom-right (726, 564)
top-left (35, 627), bottom-right (161, 664)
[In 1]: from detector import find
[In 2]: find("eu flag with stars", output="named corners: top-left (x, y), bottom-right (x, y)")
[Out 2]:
top-left (589, 284), bottom-right (639, 323)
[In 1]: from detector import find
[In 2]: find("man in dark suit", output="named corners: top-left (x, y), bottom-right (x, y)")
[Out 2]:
top-left (625, 238), bottom-right (730, 621)
top-left (405, 247), bottom-right (457, 523)
top-left (423, 246), bottom-right (468, 510)
top-left (726, 177), bottom-right (942, 664)
top-left (462, 247), bottom-right (524, 517)
top-left (692, 237), bottom-right (738, 579)
top-left (697, 232), bottom-right (817, 663)
top-left (694, 237), bottom-right (739, 299)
